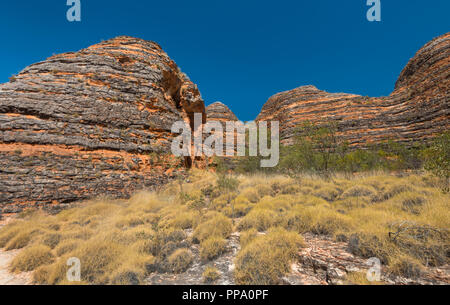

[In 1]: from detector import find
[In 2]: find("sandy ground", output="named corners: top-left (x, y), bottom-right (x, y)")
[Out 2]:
top-left (0, 249), bottom-right (32, 285)
top-left (0, 216), bottom-right (32, 285)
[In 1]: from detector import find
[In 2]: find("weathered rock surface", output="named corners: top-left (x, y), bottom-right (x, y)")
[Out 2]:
top-left (0, 36), bottom-right (205, 212)
top-left (257, 33), bottom-right (450, 146)
top-left (205, 102), bottom-right (241, 157)
top-left (206, 102), bottom-right (238, 124)
top-left (285, 233), bottom-right (450, 285)
top-left (146, 230), bottom-right (239, 285)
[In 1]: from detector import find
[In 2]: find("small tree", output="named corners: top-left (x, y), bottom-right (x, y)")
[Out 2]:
top-left (290, 121), bottom-right (339, 175)
top-left (216, 174), bottom-right (240, 223)
top-left (422, 132), bottom-right (450, 192)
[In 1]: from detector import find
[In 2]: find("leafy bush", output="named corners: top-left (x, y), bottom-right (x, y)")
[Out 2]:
top-left (235, 121), bottom-right (433, 175)
top-left (422, 132), bottom-right (449, 190)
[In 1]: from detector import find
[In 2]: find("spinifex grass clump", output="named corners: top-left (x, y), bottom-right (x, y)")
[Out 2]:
top-left (234, 228), bottom-right (304, 285)
top-left (202, 266), bottom-right (221, 283)
top-left (0, 170), bottom-right (448, 284)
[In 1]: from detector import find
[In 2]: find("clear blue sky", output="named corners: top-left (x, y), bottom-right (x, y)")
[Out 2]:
top-left (1, 1), bottom-right (449, 121)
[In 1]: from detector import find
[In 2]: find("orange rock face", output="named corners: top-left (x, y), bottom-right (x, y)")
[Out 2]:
top-left (206, 102), bottom-right (238, 124)
top-left (257, 33), bottom-right (450, 147)
top-left (206, 102), bottom-right (242, 157)
top-left (0, 36), bottom-right (205, 212)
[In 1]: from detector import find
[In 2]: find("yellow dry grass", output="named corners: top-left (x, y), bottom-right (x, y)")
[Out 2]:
top-left (0, 170), bottom-right (448, 285)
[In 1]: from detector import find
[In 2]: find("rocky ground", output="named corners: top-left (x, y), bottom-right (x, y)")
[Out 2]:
top-left (1, 216), bottom-right (448, 286)
top-left (0, 249), bottom-right (32, 285)
top-left (257, 33), bottom-right (450, 147)
top-left (287, 233), bottom-right (450, 285)
top-left (0, 217), bottom-right (32, 285)
top-left (146, 231), bottom-right (240, 285)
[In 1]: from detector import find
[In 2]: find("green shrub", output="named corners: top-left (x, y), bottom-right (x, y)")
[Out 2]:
top-left (422, 132), bottom-right (449, 190)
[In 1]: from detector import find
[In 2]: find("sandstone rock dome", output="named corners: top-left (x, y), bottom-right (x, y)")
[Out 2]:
top-left (206, 102), bottom-right (238, 123)
top-left (0, 36), bottom-right (206, 212)
top-left (257, 33), bottom-right (450, 146)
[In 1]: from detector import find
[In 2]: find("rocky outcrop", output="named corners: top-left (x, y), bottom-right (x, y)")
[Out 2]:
top-left (257, 33), bottom-right (450, 146)
top-left (285, 233), bottom-right (449, 285)
top-left (205, 102), bottom-right (242, 158)
top-left (206, 102), bottom-right (238, 124)
top-left (0, 36), bottom-right (205, 212)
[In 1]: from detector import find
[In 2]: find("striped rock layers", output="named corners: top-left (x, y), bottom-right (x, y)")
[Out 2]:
top-left (0, 36), bottom-right (206, 212)
top-left (206, 102), bottom-right (241, 156)
top-left (257, 33), bottom-right (450, 147)
top-left (206, 102), bottom-right (239, 124)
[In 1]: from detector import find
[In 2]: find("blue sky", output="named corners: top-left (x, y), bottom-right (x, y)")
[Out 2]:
top-left (1, 1), bottom-right (449, 121)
